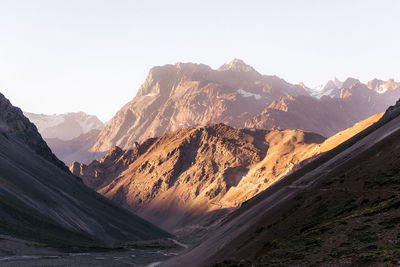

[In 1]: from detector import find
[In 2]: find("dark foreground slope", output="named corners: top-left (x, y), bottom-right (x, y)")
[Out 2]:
top-left (164, 101), bottom-right (400, 266)
top-left (0, 93), bottom-right (68, 172)
top-left (0, 94), bottom-right (170, 249)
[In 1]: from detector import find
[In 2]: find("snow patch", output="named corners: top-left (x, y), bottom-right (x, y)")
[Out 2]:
top-left (237, 89), bottom-right (262, 100)
top-left (376, 84), bottom-right (389, 94)
top-left (143, 93), bottom-right (157, 97)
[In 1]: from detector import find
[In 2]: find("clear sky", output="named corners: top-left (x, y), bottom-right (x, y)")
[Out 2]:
top-left (0, 0), bottom-right (399, 121)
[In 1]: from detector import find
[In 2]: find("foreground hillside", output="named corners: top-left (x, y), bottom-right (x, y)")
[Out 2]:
top-left (0, 93), bottom-right (170, 248)
top-left (164, 100), bottom-right (400, 266)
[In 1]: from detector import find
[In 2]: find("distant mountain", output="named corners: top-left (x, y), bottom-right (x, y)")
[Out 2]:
top-left (90, 59), bottom-right (309, 153)
top-left (310, 77), bottom-right (343, 98)
top-left (89, 60), bottom-right (400, 158)
top-left (246, 79), bottom-right (400, 137)
top-left (0, 92), bottom-right (170, 248)
top-left (24, 111), bottom-right (104, 141)
top-left (164, 101), bottom-right (400, 266)
top-left (46, 129), bottom-right (104, 165)
top-left (30, 60), bottom-right (398, 164)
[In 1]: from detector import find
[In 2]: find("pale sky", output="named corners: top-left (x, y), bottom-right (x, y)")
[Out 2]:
top-left (0, 0), bottom-right (399, 121)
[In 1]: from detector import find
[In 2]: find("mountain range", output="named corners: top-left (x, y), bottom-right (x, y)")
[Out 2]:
top-left (4, 59), bottom-right (400, 265)
top-left (91, 60), bottom-right (399, 154)
top-left (31, 60), bottom-right (400, 166)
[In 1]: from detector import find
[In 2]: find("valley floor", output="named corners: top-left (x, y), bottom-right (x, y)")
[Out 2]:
top-left (0, 235), bottom-right (185, 267)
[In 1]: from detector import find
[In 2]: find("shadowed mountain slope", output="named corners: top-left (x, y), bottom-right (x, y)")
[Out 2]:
top-left (164, 100), bottom-right (400, 266)
top-left (0, 93), bottom-right (170, 248)
top-left (0, 93), bottom-right (68, 172)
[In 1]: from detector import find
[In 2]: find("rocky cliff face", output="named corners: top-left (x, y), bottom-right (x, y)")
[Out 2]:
top-left (72, 123), bottom-right (326, 232)
top-left (0, 93), bottom-right (68, 172)
top-left (90, 59), bottom-right (309, 153)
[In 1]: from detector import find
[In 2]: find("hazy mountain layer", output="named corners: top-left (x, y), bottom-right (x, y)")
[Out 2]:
top-left (46, 129), bottom-right (104, 165)
top-left (24, 111), bottom-right (104, 141)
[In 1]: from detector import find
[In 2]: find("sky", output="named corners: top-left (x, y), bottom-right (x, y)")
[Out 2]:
top-left (0, 0), bottom-right (399, 121)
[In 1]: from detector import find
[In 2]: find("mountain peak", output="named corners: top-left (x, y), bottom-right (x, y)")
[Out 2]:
top-left (218, 58), bottom-right (256, 73)
top-left (342, 77), bottom-right (360, 88)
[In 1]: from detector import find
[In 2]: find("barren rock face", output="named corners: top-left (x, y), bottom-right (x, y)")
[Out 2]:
top-left (73, 123), bottom-right (325, 232)
top-left (90, 60), bottom-right (308, 153)
top-left (0, 93), bottom-right (68, 172)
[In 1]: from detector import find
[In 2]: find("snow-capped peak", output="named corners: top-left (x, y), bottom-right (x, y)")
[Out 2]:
top-left (311, 78), bottom-right (343, 98)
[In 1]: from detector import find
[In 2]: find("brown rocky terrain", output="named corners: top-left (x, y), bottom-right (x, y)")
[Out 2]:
top-left (71, 124), bottom-right (325, 233)
top-left (72, 111), bottom-right (382, 235)
top-left (164, 99), bottom-right (400, 267)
